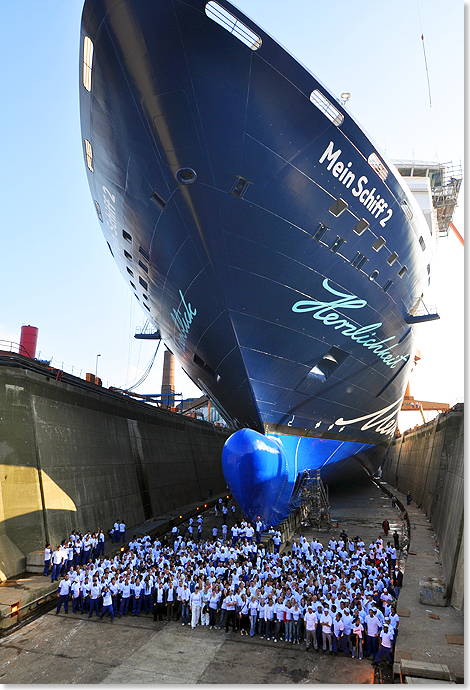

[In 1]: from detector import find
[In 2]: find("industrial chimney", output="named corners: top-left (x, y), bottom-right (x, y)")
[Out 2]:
top-left (19, 325), bottom-right (38, 359)
top-left (161, 348), bottom-right (175, 408)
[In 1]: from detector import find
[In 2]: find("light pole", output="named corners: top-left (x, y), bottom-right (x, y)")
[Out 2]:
top-left (95, 354), bottom-right (101, 379)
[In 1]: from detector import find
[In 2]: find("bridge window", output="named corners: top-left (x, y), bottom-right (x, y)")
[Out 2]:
top-left (82, 37), bottom-right (94, 91)
top-left (205, 2), bottom-right (262, 50)
top-left (368, 153), bottom-right (388, 182)
top-left (310, 90), bottom-right (344, 126)
top-left (84, 140), bottom-right (94, 172)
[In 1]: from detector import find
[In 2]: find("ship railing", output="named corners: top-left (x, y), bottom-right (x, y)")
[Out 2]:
top-left (0, 339), bottom-right (21, 354)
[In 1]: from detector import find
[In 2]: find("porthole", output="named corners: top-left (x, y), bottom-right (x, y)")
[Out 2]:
top-left (176, 168), bottom-right (197, 185)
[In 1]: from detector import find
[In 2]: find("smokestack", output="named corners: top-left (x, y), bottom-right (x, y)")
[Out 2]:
top-left (161, 349), bottom-right (175, 407)
top-left (19, 325), bottom-right (38, 359)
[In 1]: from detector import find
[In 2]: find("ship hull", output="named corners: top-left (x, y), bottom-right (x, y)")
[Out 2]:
top-left (80, 0), bottom-right (432, 523)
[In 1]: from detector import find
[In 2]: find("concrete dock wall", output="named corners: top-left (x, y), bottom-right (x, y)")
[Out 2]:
top-left (0, 362), bottom-right (230, 579)
top-left (381, 404), bottom-right (464, 610)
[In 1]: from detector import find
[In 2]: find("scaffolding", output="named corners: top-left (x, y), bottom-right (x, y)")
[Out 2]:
top-left (394, 160), bottom-right (462, 237)
top-left (293, 469), bottom-right (331, 530)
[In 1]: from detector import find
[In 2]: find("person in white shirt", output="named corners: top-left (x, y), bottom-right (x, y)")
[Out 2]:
top-left (364, 609), bottom-right (381, 657)
top-left (153, 580), bottom-right (165, 620)
top-left (200, 584), bottom-right (211, 626)
top-left (224, 591), bottom-right (237, 632)
top-left (50, 546), bottom-right (63, 582)
top-left (179, 583), bottom-right (190, 625)
top-left (248, 596), bottom-right (259, 637)
top-left (245, 523), bottom-right (254, 544)
top-left (273, 597), bottom-right (285, 642)
top-left (373, 624), bottom-right (394, 666)
top-left (88, 578), bottom-right (102, 618)
top-left (56, 574), bottom-right (71, 614)
top-left (99, 586), bottom-right (115, 621)
top-left (95, 529), bottom-right (105, 557)
top-left (190, 585), bottom-right (202, 628)
top-left (208, 585), bottom-right (221, 628)
top-left (320, 607), bottom-right (333, 652)
top-left (263, 598), bottom-right (274, 640)
top-left (118, 521), bottom-right (126, 543)
top-left (304, 606), bottom-right (318, 650)
top-left (119, 578), bottom-right (131, 616)
top-left (112, 521), bottom-right (120, 543)
top-left (332, 612), bottom-right (344, 654)
top-left (71, 579), bottom-right (81, 613)
top-left (341, 608), bottom-right (354, 654)
top-left (43, 544), bottom-right (52, 577)
top-left (255, 518), bottom-right (263, 545)
top-left (292, 601), bottom-right (303, 644)
top-left (352, 616), bottom-right (364, 659)
top-left (284, 600), bottom-right (294, 642)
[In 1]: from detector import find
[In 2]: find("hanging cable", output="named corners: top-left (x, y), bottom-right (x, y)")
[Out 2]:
top-left (416, 0), bottom-right (432, 107)
top-left (124, 340), bottom-right (161, 391)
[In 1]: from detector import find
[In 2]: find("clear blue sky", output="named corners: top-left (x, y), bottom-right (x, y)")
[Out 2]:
top-left (0, 0), bottom-right (464, 413)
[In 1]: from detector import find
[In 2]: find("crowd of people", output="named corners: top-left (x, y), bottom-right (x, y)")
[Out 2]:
top-left (51, 514), bottom-right (403, 667)
top-left (44, 520), bottom-right (126, 581)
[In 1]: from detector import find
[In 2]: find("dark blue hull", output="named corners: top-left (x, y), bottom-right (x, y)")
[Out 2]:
top-left (80, 0), bottom-right (432, 525)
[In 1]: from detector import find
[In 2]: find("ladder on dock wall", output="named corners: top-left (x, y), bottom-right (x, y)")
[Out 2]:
top-left (294, 469), bottom-right (332, 530)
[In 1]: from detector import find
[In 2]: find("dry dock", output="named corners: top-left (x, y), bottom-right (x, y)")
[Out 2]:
top-left (0, 479), bottom-right (463, 684)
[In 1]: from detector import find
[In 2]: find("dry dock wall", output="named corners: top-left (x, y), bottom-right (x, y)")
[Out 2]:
top-left (381, 404), bottom-right (464, 610)
top-left (0, 362), bottom-right (230, 579)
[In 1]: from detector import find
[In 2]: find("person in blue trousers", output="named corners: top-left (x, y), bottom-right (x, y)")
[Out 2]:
top-left (43, 544), bottom-right (52, 576)
top-left (119, 579), bottom-right (131, 616)
top-left (99, 587), bottom-right (115, 622)
top-left (56, 574), bottom-right (71, 614)
top-left (88, 579), bottom-right (102, 618)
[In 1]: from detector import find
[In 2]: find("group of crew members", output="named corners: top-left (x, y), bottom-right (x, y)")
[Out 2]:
top-left (53, 520), bottom-right (402, 667)
top-left (44, 520), bottom-right (125, 581)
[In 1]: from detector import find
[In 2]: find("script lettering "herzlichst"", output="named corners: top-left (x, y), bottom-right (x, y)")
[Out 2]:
top-left (292, 279), bottom-right (409, 370)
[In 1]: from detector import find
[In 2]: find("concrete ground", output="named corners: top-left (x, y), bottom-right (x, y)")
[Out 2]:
top-left (380, 482), bottom-right (464, 682)
top-left (0, 478), bottom-right (463, 684)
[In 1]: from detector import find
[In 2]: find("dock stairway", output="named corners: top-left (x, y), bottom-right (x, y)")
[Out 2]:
top-left (292, 469), bottom-right (331, 530)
